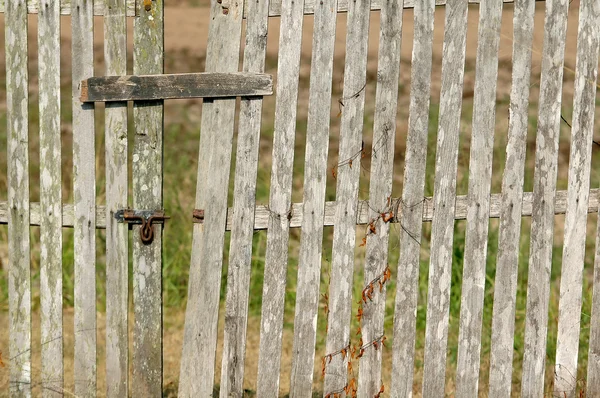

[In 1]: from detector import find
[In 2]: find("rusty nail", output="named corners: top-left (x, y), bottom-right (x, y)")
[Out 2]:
top-left (192, 209), bottom-right (205, 223)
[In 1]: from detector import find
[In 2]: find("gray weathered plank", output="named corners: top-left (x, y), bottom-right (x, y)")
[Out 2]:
top-left (104, 0), bottom-right (129, 395)
top-left (521, 0), bottom-right (570, 396)
top-left (322, 0), bottom-right (370, 395)
top-left (455, 1), bottom-right (503, 396)
top-left (254, 0), bottom-right (305, 394)
top-left (132, 0), bottom-right (164, 396)
top-left (80, 72), bottom-right (273, 102)
top-left (359, 0), bottom-right (406, 395)
top-left (488, 0), bottom-right (536, 395)
top-left (421, 1), bottom-right (469, 396)
top-left (178, 0), bottom-right (244, 396)
top-left (553, 1), bottom-right (600, 395)
top-left (0, 0), bottom-right (136, 15)
top-left (588, 205), bottom-right (600, 394)
top-left (288, 0), bottom-right (337, 394)
top-left (6, 1), bottom-right (31, 396)
top-left (219, 0), bottom-right (270, 395)
top-left (38, 0), bottom-right (63, 395)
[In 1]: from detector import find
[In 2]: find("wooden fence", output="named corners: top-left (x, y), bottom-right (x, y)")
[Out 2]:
top-left (1, 0), bottom-right (600, 397)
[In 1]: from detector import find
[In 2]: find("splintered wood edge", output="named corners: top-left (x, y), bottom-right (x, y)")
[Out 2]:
top-left (1, 188), bottom-right (597, 230)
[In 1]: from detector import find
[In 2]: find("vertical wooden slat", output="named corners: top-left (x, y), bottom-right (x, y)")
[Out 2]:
top-left (104, 0), bottom-right (128, 395)
top-left (553, 2), bottom-right (600, 395)
top-left (6, 1), bottom-right (31, 396)
top-left (488, 0), bottom-right (536, 395)
top-left (178, 1), bottom-right (244, 396)
top-left (288, 0), bottom-right (337, 394)
top-left (358, 0), bottom-right (405, 395)
top-left (38, 0), bottom-right (63, 395)
top-left (219, 0), bottom-right (270, 394)
top-left (520, 0), bottom-right (570, 396)
top-left (322, 0), bottom-right (370, 395)
top-left (254, 0), bottom-right (305, 395)
top-left (455, 1), bottom-right (503, 396)
top-left (588, 202), bottom-right (600, 394)
top-left (132, 0), bottom-right (164, 395)
top-left (420, 1), bottom-right (468, 396)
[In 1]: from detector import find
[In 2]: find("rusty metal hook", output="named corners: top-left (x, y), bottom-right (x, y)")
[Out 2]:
top-left (119, 210), bottom-right (170, 245)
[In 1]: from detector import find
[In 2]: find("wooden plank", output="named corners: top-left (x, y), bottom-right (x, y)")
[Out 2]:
top-left (588, 207), bottom-right (600, 394)
top-left (38, 0), bottom-right (63, 395)
top-left (521, 0), bottom-right (570, 396)
top-left (132, 0), bottom-right (164, 395)
top-left (104, 0), bottom-right (129, 395)
top-left (218, 0), bottom-right (270, 395)
top-left (0, 0), bottom-right (136, 15)
top-left (358, 0), bottom-right (406, 395)
top-left (288, 0), bottom-right (337, 394)
top-left (177, 0), bottom-right (244, 396)
top-left (553, 2), bottom-right (600, 395)
top-left (254, 0), bottom-right (305, 394)
top-left (322, 0), bottom-right (370, 395)
top-left (421, 1), bottom-right (469, 396)
top-left (488, 0), bottom-right (536, 395)
top-left (80, 72), bottom-right (273, 102)
top-left (6, 1), bottom-right (31, 396)
top-left (455, 1), bottom-right (503, 396)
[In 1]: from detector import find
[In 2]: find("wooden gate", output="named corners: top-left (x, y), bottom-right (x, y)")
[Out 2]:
top-left (2, 0), bottom-right (600, 397)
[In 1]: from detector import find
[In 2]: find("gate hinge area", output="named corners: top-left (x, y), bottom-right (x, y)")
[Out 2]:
top-left (115, 209), bottom-right (169, 244)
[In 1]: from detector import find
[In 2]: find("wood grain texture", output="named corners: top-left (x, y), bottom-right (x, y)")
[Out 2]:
top-left (6, 1), bottom-right (31, 396)
top-left (178, 0), bottom-right (244, 395)
top-left (288, 0), bottom-right (337, 394)
top-left (421, 1), bottom-right (468, 396)
top-left (488, 0), bottom-right (535, 395)
top-left (38, 0), bottom-right (63, 395)
top-left (80, 72), bottom-right (273, 102)
top-left (588, 206), bottom-right (600, 394)
top-left (358, 0), bottom-right (406, 394)
top-left (553, 1), bottom-right (600, 395)
top-left (0, 0), bottom-right (136, 15)
top-left (322, 0), bottom-right (370, 395)
top-left (104, 0), bottom-right (128, 395)
top-left (132, 0), bottom-right (164, 396)
top-left (219, 0), bottom-right (270, 395)
top-left (455, 1), bottom-right (502, 396)
top-left (521, 1), bottom-right (570, 396)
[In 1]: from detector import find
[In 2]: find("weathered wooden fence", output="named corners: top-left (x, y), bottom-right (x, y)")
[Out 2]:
top-left (1, 0), bottom-right (600, 397)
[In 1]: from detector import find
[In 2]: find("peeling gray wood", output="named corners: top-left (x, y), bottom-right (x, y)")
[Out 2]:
top-left (322, 0), bottom-right (370, 395)
top-left (132, 0), bottom-right (164, 396)
top-left (488, 0), bottom-right (535, 395)
top-left (104, 0), bottom-right (128, 395)
top-left (6, 1), bottom-right (31, 396)
top-left (359, 0), bottom-right (405, 395)
top-left (421, 1), bottom-right (468, 396)
top-left (80, 72), bottom-right (273, 102)
top-left (553, 2), bottom-right (600, 396)
top-left (455, 1), bottom-right (503, 396)
top-left (219, 0), bottom-right (270, 395)
top-left (38, 0), bottom-right (63, 395)
top-left (254, 0), bottom-right (305, 394)
top-left (521, 0), bottom-right (570, 396)
top-left (178, 0), bottom-right (244, 396)
top-left (288, 0), bottom-right (337, 395)
top-left (0, 0), bottom-right (136, 15)
top-left (588, 205), bottom-right (600, 394)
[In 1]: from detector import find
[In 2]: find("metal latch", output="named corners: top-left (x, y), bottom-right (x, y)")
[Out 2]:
top-left (115, 209), bottom-right (170, 244)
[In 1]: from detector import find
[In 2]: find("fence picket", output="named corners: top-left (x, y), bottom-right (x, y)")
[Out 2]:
top-left (488, 1), bottom-right (535, 395)
top-left (455, 1), bottom-right (503, 396)
top-left (0, 0), bottom-right (136, 15)
top-left (288, 0), bottom-right (337, 394)
top-left (219, 0), bottom-right (270, 394)
top-left (104, 0), bottom-right (128, 395)
top-left (178, 1), bottom-right (244, 395)
top-left (521, 0), bottom-right (570, 396)
top-left (6, 1), bottom-right (31, 396)
top-left (38, 0), bottom-right (63, 395)
top-left (421, 1), bottom-right (469, 396)
top-left (132, 1), bottom-right (164, 395)
top-left (322, 0), bottom-right (371, 395)
top-left (589, 199), bottom-right (600, 394)
top-left (553, 2), bottom-right (600, 395)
